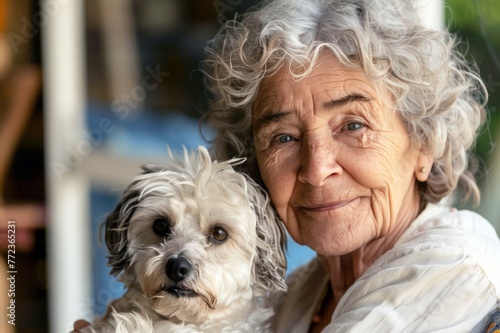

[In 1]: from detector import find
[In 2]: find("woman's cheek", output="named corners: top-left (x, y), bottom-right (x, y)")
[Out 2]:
top-left (258, 151), bottom-right (283, 188)
top-left (258, 149), bottom-right (295, 205)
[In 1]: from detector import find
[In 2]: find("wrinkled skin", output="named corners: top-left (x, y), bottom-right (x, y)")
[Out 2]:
top-left (252, 52), bottom-right (433, 302)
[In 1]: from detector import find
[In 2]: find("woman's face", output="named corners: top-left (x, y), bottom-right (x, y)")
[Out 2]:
top-left (252, 54), bottom-right (426, 256)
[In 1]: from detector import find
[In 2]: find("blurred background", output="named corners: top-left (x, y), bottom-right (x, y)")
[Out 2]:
top-left (0, 0), bottom-right (497, 332)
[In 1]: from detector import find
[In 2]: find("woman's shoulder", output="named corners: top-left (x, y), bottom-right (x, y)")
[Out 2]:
top-left (395, 203), bottom-right (500, 251)
top-left (365, 203), bottom-right (500, 300)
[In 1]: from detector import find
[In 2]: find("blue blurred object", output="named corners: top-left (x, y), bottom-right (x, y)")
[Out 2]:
top-left (486, 308), bottom-right (500, 333)
top-left (286, 235), bottom-right (316, 275)
top-left (89, 188), bottom-right (125, 315)
top-left (86, 103), bottom-right (208, 159)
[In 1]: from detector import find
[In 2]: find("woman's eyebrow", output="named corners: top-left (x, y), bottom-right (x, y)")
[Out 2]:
top-left (252, 111), bottom-right (292, 133)
top-left (253, 94), bottom-right (370, 132)
top-left (323, 93), bottom-right (371, 109)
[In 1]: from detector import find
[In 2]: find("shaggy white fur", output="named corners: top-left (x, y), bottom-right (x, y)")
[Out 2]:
top-left (83, 146), bottom-right (287, 333)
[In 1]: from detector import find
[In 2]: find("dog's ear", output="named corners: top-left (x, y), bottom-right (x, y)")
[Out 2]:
top-left (103, 164), bottom-right (161, 277)
top-left (247, 178), bottom-right (288, 294)
top-left (101, 188), bottom-right (140, 277)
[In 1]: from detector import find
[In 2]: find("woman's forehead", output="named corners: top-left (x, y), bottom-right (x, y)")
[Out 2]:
top-left (253, 55), bottom-right (386, 114)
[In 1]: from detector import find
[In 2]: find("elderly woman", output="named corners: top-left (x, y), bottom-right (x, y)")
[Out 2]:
top-left (201, 0), bottom-right (500, 331)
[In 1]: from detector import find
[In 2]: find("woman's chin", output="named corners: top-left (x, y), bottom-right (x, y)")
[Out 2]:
top-left (305, 229), bottom-right (373, 258)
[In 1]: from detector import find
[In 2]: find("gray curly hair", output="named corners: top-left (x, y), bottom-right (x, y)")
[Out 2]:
top-left (201, 0), bottom-right (487, 205)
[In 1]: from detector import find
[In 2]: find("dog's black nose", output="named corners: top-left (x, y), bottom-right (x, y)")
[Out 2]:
top-left (166, 257), bottom-right (192, 281)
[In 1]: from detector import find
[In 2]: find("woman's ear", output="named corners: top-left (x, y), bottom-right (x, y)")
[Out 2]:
top-left (415, 152), bottom-right (434, 182)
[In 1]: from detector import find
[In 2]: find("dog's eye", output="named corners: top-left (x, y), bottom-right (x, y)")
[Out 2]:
top-left (153, 218), bottom-right (171, 236)
top-left (210, 227), bottom-right (228, 243)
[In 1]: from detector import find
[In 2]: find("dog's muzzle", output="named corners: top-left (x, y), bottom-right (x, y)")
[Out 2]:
top-left (165, 256), bottom-right (198, 298)
top-left (166, 256), bottom-right (192, 282)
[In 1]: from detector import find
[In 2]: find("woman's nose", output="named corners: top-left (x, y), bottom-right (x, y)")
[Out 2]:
top-left (297, 136), bottom-right (341, 186)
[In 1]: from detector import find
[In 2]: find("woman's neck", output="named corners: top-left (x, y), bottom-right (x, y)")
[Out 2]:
top-left (320, 199), bottom-right (422, 304)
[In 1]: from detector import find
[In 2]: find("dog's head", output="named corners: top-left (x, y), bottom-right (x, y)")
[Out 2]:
top-left (103, 146), bottom-right (287, 322)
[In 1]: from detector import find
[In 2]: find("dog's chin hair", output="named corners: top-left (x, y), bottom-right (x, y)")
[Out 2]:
top-left (90, 302), bottom-right (274, 333)
top-left (152, 291), bottom-right (218, 323)
top-left (83, 310), bottom-right (155, 333)
top-left (91, 146), bottom-right (287, 332)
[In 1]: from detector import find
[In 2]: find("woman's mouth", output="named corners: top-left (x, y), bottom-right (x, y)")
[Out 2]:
top-left (302, 198), bottom-right (356, 211)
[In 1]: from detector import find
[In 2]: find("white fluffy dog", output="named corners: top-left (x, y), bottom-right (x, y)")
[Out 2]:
top-left (84, 146), bottom-right (287, 332)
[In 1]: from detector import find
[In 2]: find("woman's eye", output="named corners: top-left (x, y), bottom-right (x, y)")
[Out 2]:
top-left (274, 134), bottom-right (296, 144)
top-left (210, 226), bottom-right (228, 243)
top-left (344, 122), bottom-right (364, 131)
top-left (153, 218), bottom-right (172, 236)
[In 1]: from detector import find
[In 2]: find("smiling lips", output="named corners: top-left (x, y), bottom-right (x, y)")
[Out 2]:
top-left (301, 198), bottom-right (356, 211)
